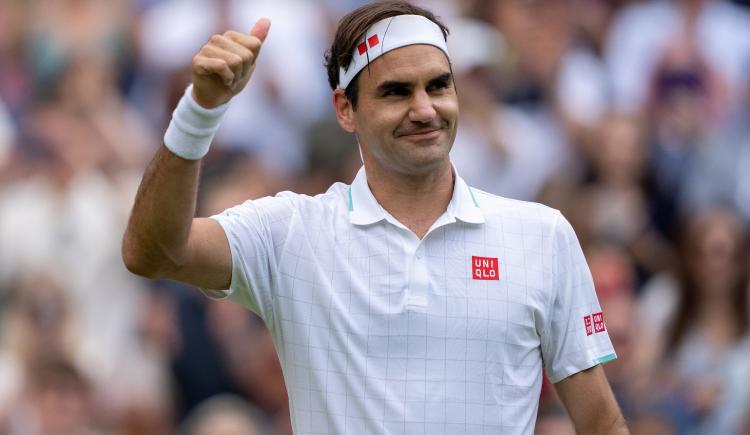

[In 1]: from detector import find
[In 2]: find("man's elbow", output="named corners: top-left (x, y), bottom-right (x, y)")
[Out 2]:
top-left (123, 248), bottom-right (157, 279)
top-left (121, 239), bottom-right (174, 280)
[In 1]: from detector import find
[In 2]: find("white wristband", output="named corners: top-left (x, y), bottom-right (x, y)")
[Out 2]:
top-left (163, 85), bottom-right (230, 160)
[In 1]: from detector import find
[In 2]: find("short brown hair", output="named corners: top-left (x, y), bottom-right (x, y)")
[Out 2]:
top-left (324, 1), bottom-right (449, 109)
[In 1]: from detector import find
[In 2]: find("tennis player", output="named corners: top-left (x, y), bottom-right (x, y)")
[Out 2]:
top-left (123, 2), bottom-right (630, 434)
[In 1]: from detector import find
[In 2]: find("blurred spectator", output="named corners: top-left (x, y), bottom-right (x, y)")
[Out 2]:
top-left (0, 274), bottom-right (81, 414)
top-left (450, 3), bottom-right (578, 201)
top-left (0, 0), bottom-right (34, 112)
top-left (0, 98), bottom-right (15, 175)
top-left (542, 113), bottom-right (674, 281)
top-left (644, 26), bottom-right (727, 225)
top-left (3, 359), bottom-right (97, 435)
top-left (637, 208), bottom-right (750, 434)
top-left (204, 301), bottom-right (291, 434)
top-left (679, 68), bottom-right (750, 225)
top-left (180, 394), bottom-right (268, 435)
top-left (447, 18), bottom-right (511, 194)
top-left (298, 117), bottom-right (361, 195)
top-left (606, 0), bottom-right (750, 117)
top-left (24, 0), bottom-right (135, 94)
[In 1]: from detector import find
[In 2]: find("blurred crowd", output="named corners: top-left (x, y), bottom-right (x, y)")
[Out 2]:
top-left (0, 0), bottom-right (749, 434)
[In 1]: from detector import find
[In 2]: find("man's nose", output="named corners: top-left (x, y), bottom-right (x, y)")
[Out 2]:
top-left (408, 89), bottom-right (437, 123)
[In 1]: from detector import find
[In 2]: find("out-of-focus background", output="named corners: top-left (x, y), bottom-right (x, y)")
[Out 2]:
top-left (1, 0), bottom-right (750, 434)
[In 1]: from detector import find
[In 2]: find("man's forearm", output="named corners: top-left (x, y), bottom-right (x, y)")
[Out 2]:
top-left (122, 145), bottom-right (201, 278)
top-left (555, 365), bottom-right (631, 435)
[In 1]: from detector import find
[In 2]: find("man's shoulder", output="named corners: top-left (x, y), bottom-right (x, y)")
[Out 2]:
top-left (262, 182), bottom-right (349, 213)
top-left (215, 182), bottom-right (349, 222)
top-left (469, 187), bottom-right (562, 227)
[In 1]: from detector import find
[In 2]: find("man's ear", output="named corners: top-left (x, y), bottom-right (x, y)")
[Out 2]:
top-left (333, 89), bottom-right (356, 133)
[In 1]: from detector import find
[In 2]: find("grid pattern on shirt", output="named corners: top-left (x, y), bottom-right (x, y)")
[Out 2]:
top-left (211, 181), bottom-right (615, 435)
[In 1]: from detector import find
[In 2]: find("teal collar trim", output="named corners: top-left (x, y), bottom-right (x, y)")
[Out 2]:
top-left (469, 187), bottom-right (479, 207)
top-left (452, 173), bottom-right (484, 224)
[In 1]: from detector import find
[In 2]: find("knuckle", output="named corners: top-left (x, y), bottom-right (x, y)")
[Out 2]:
top-left (209, 34), bottom-right (223, 45)
top-left (198, 46), bottom-right (213, 58)
top-left (227, 54), bottom-right (242, 68)
top-left (247, 37), bottom-right (261, 50)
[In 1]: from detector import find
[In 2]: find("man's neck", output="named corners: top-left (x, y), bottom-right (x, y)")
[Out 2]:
top-left (364, 161), bottom-right (454, 239)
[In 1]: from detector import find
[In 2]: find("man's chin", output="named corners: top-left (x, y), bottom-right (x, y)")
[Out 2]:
top-left (398, 152), bottom-right (451, 176)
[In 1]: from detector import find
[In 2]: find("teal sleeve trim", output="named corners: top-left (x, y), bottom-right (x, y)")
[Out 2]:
top-left (348, 185), bottom-right (354, 212)
top-left (593, 353), bottom-right (617, 365)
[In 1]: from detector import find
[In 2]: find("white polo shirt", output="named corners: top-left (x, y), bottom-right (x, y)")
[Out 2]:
top-left (208, 166), bottom-right (616, 435)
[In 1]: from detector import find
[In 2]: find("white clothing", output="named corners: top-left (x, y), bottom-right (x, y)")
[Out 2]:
top-left (207, 167), bottom-right (615, 435)
top-left (606, 0), bottom-right (750, 114)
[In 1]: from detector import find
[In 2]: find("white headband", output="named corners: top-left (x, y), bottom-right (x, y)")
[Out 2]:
top-left (337, 14), bottom-right (450, 90)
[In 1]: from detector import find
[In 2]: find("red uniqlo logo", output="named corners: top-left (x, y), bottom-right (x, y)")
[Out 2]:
top-left (593, 312), bottom-right (606, 333)
top-left (584, 315), bottom-right (593, 336)
top-left (358, 34), bottom-right (380, 55)
top-left (472, 256), bottom-right (499, 280)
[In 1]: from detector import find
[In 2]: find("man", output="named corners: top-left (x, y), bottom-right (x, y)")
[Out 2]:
top-left (123, 2), bottom-right (630, 434)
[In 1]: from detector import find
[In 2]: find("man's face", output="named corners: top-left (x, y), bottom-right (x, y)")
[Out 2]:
top-left (347, 44), bottom-right (458, 176)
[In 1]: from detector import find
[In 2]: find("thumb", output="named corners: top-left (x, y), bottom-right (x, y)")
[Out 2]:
top-left (250, 18), bottom-right (271, 42)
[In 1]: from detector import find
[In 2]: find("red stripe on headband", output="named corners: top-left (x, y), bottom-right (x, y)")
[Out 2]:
top-left (368, 34), bottom-right (379, 49)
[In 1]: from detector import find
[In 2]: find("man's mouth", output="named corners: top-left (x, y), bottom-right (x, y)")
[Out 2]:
top-left (399, 127), bottom-right (443, 139)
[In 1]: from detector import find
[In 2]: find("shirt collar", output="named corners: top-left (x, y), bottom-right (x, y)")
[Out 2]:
top-left (347, 165), bottom-right (485, 226)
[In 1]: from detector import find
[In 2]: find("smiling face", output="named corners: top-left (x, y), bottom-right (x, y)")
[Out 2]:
top-left (334, 44), bottom-right (459, 178)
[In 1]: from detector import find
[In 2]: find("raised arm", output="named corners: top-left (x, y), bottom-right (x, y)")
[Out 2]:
top-left (554, 364), bottom-right (630, 435)
top-left (122, 19), bottom-right (271, 290)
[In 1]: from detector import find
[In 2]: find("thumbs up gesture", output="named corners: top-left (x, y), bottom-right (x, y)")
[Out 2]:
top-left (191, 18), bottom-right (271, 109)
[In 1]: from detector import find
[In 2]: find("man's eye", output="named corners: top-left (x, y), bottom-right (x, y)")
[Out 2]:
top-left (428, 81), bottom-right (449, 92)
top-left (384, 88), bottom-right (409, 96)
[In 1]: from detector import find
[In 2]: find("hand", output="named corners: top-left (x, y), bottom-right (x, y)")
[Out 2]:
top-left (191, 18), bottom-right (271, 108)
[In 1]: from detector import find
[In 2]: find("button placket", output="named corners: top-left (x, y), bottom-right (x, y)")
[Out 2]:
top-left (408, 240), bottom-right (429, 309)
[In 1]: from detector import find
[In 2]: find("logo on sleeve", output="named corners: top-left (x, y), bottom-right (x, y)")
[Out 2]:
top-left (472, 256), bottom-right (499, 280)
top-left (584, 312), bottom-right (606, 336)
top-left (593, 312), bottom-right (606, 333)
top-left (584, 315), bottom-right (593, 336)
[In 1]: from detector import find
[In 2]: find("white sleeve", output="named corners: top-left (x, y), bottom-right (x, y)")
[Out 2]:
top-left (540, 212), bottom-right (617, 383)
top-left (204, 193), bottom-right (297, 323)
